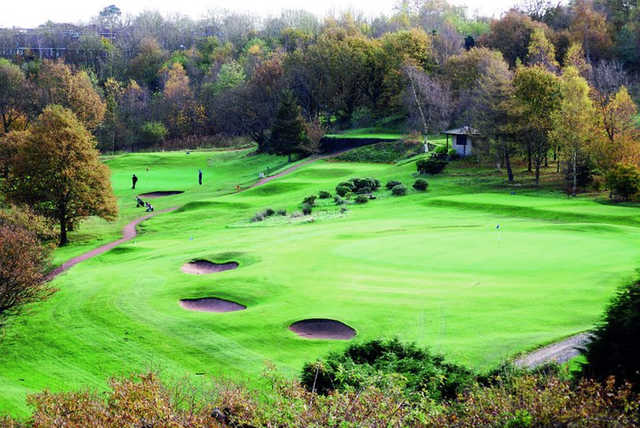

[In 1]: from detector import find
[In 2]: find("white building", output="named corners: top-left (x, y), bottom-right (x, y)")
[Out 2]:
top-left (443, 126), bottom-right (479, 157)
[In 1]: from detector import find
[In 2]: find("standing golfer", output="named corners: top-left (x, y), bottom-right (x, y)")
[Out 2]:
top-left (198, 169), bottom-right (203, 185)
top-left (132, 174), bottom-right (138, 189)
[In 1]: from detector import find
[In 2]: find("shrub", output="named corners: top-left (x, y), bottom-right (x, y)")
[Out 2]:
top-left (416, 156), bottom-right (447, 174)
top-left (563, 157), bottom-right (594, 192)
top-left (606, 164), bottom-right (640, 200)
top-left (334, 196), bottom-right (345, 205)
top-left (277, 209), bottom-right (287, 216)
top-left (582, 279), bottom-right (640, 388)
top-left (250, 212), bottom-right (265, 222)
top-left (318, 190), bottom-right (331, 199)
top-left (138, 121), bottom-right (167, 148)
top-left (386, 180), bottom-right (402, 190)
top-left (350, 177), bottom-right (380, 193)
top-left (264, 208), bottom-right (275, 217)
top-left (417, 157), bottom-right (448, 175)
top-left (302, 203), bottom-right (313, 215)
top-left (391, 184), bottom-right (407, 196)
top-left (300, 338), bottom-right (475, 401)
top-left (335, 185), bottom-right (351, 197)
top-left (448, 148), bottom-right (460, 160)
top-left (355, 194), bottom-right (368, 204)
top-left (412, 178), bottom-right (428, 191)
top-left (303, 195), bottom-right (317, 206)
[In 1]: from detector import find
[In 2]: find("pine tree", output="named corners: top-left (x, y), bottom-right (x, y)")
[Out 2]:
top-left (269, 91), bottom-right (307, 162)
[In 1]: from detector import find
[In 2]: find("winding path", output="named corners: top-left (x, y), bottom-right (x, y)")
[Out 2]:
top-left (515, 332), bottom-right (592, 368)
top-left (46, 150), bottom-right (346, 281)
top-left (46, 207), bottom-right (179, 281)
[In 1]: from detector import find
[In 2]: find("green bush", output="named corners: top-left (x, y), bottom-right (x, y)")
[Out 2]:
top-left (412, 178), bottom-right (428, 191)
top-left (606, 164), bottom-right (640, 200)
top-left (264, 208), bottom-right (275, 217)
top-left (354, 194), bottom-right (368, 204)
top-left (300, 338), bottom-right (475, 401)
top-left (302, 203), bottom-right (313, 215)
top-left (335, 185), bottom-right (351, 197)
top-left (386, 180), bottom-right (402, 189)
top-left (448, 148), bottom-right (460, 160)
top-left (392, 184), bottom-right (407, 196)
top-left (138, 121), bottom-right (167, 148)
top-left (348, 177), bottom-right (380, 194)
top-left (303, 195), bottom-right (317, 206)
top-left (417, 157), bottom-right (448, 175)
top-left (318, 190), bottom-right (331, 199)
top-left (277, 209), bottom-right (287, 216)
top-left (582, 279), bottom-right (640, 388)
top-left (334, 196), bottom-right (345, 205)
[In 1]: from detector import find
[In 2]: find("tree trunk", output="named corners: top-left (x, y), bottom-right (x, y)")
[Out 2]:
top-left (504, 146), bottom-right (514, 182)
top-left (59, 217), bottom-right (68, 246)
top-left (527, 143), bottom-right (532, 173)
top-left (535, 161), bottom-right (540, 185)
top-left (572, 150), bottom-right (577, 196)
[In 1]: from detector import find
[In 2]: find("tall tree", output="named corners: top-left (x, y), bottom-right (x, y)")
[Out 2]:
top-left (470, 53), bottom-right (519, 182)
top-left (269, 90), bottom-right (307, 162)
top-left (0, 59), bottom-right (27, 134)
top-left (33, 60), bottom-right (106, 130)
top-left (550, 66), bottom-right (596, 195)
top-left (514, 65), bottom-right (562, 184)
top-left (527, 28), bottom-right (559, 71)
top-left (2, 106), bottom-right (118, 245)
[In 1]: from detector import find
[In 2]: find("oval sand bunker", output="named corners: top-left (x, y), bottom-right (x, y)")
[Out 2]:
top-left (139, 191), bottom-right (184, 198)
top-left (180, 298), bottom-right (246, 313)
top-left (181, 260), bottom-right (239, 275)
top-left (289, 318), bottom-right (356, 340)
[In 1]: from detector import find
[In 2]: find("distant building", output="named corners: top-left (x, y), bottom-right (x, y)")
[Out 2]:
top-left (443, 126), bottom-right (479, 157)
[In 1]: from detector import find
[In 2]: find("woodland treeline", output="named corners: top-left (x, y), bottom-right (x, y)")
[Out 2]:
top-left (0, 0), bottom-right (637, 152)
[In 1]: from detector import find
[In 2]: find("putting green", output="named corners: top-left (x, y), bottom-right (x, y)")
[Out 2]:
top-left (1, 149), bottom-right (639, 418)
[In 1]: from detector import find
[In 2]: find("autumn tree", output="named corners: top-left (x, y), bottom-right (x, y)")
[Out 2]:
top-left (563, 43), bottom-right (591, 77)
top-left (470, 53), bottom-right (519, 182)
top-left (403, 62), bottom-right (452, 148)
top-left (269, 90), bottom-right (308, 162)
top-left (569, 0), bottom-right (613, 62)
top-left (0, 221), bottom-right (51, 328)
top-left (33, 60), bottom-right (106, 130)
top-left (129, 37), bottom-right (168, 91)
top-left (0, 59), bottom-right (28, 134)
top-left (2, 105), bottom-right (118, 245)
top-left (514, 65), bottom-right (562, 184)
top-left (527, 28), bottom-right (559, 71)
top-left (550, 67), bottom-right (596, 194)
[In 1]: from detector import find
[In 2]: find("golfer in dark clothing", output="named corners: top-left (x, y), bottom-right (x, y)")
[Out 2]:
top-left (136, 196), bottom-right (145, 207)
top-left (198, 169), bottom-right (203, 185)
top-left (132, 174), bottom-right (138, 189)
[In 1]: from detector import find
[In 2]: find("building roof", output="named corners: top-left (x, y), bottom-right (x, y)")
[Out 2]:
top-left (443, 126), bottom-right (479, 136)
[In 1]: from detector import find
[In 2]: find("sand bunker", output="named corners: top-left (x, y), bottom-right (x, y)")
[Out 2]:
top-left (179, 298), bottom-right (246, 313)
top-left (181, 260), bottom-right (239, 275)
top-left (138, 191), bottom-right (184, 198)
top-left (289, 318), bottom-right (356, 340)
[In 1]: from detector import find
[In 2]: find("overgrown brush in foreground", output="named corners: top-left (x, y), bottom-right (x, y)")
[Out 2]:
top-left (4, 367), bottom-right (639, 427)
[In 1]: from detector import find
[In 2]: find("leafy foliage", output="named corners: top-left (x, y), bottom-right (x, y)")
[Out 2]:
top-left (413, 178), bottom-right (429, 191)
top-left (606, 164), bottom-right (640, 200)
top-left (300, 338), bottom-right (475, 401)
top-left (416, 156), bottom-right (448, 174)
top-left (392, 184), bottom-right (408, 195)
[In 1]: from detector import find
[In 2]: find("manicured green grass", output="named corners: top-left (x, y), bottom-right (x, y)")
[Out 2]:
top-left (1, 150), bottom-right (639, 418)
top-left (325, 127), bottom-right (407, 140)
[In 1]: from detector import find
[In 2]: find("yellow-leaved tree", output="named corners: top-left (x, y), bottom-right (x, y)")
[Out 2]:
top-left (2, 105), bottom-right (117, 245)
top-left (550, 66), bottom-right (596, 195)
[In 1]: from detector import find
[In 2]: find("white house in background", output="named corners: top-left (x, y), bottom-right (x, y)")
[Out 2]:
top-left (443, 126), bottom-right (479, 157)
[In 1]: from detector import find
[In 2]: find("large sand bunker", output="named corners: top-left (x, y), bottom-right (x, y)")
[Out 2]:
top-left (179, 298), bottom-right (246, 313)
top-left (289, 318), bottom-right (356, 340)
top-left (139, 191), bottom-right (184, 198)
top-left (181, 260), bottom-right (239, 275)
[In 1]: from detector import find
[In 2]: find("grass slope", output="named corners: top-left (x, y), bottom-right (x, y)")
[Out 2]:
top-left (1, 150), bottom-right (639, 417)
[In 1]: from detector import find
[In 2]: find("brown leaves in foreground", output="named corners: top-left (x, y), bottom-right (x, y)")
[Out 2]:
top-left (2, 368), bottom-right (636, 428)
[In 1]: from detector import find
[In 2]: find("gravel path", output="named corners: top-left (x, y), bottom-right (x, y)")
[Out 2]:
top-left (515, 333), bottom-right (592, 368)
top-left (46, 207), bottom-right (179, 281)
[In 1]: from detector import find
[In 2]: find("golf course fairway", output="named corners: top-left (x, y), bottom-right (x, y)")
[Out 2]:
top-left (1, 148), bottom-right (639, 417)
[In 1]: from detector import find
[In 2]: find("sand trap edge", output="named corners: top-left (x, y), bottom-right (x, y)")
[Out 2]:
top-left (139, 191), bottom-right (184, 198)
top-left (181, 260), bottom-right (239, 275)
top-left (289, 318), bottom-right (356, 340)
top-left (179, 297), bottom-right (246, 313)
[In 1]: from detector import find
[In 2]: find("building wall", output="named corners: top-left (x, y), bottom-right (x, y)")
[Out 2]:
top-left (452, 135), bottom-right (473, 156)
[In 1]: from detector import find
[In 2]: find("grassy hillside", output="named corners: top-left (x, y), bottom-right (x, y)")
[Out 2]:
top-left (1, 149), bottom-right (639, 418)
